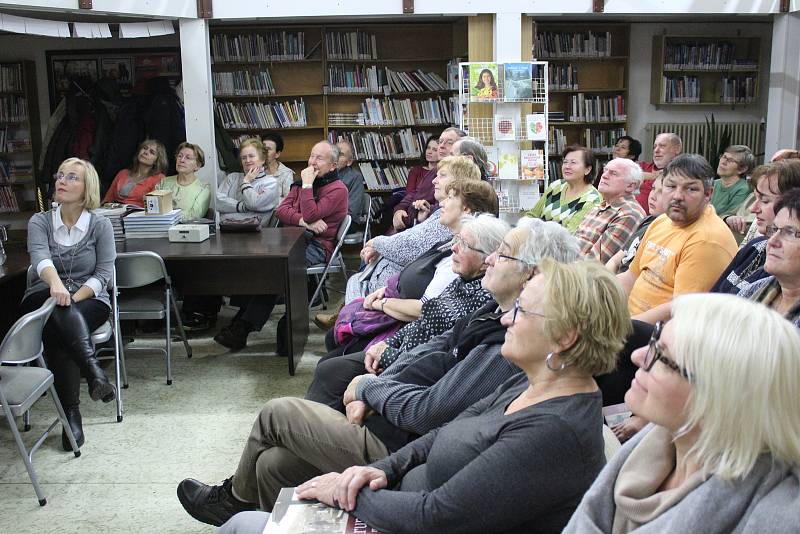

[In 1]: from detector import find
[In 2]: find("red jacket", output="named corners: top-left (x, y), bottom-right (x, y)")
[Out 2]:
top-left (635, 161), bottom-right (659, 214)
top-left (102, 169), bottom-right (164, 207)
top-left (276, 170), bottom-right (348, 260)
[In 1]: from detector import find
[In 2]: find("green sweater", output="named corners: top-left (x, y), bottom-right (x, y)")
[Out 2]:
top-left (710, 177), bottom-right (750, 217)
top-left (156, 175), bottom-right (211, 220)
top-left (525, 179), bottom-right (601, 233)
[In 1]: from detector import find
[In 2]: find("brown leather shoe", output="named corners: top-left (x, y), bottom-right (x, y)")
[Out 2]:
top-left (313, 312), bottom-right (338, 331)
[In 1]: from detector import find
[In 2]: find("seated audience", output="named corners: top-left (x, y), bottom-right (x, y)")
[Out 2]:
top-left (213, 140), bottom-right (348, 351)
top-left (215, 259), bottom-right (631, 534)
top-left (102, 138), bottom-right (166, 207)
top-left (435, 126), bottom-right (467, 160)
top-left (636, 133), bottom-right (682, 213)
top-left (345, 156), bottom-right (481, 304)
top-left (321, 182), bottom-right (500, 359)
top-left (23, 158), bottom-right (116, 451)
top-left (713, 159), bottom-right (800, 294)
top-left (565, 293), bottom-right (800, 533)
top-left (710, 144), bottom-right (755, 217)
top-left (391, 136), bottom-right (439, 233)
top-left (261, 132), bottom-right (295, 201)
top-left (606, 174), bottom-right (666, 274)
top-left (575, 158), bottom-right (646, 263)
top-left (216, 137), bottom-right (280, 227)
top-left (526, 144), bottom-right (601, 233)
top-left (612, 135), bottom-right (642, 161)
top-left (335, 140), bottom-right (365, 221)
top-left (617, 154), bottom-right (737, 323)
top-left (155, 142), bottom-right (211, 220)
top-left (452, 136), bottom-right (490, 181)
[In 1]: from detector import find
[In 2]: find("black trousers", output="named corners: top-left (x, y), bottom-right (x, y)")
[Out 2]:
top-left (20, 289), bottom-right (109, 407)
top-left (305, 350), bottom-right (367, 413)
top-left (595, 320), bottom-right (654, 407)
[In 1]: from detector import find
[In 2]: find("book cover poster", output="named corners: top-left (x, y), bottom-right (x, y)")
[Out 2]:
top-left (469, 63), bottom-right (499, 100)
top-left (485, 146), bottom-right (499, 178)
top-left (504, 63), bottom-right (533, 100)
top-left (498, 152), bottom-right (519, 180)
top-left (518, 183), bottom-right (541, 210)
top-left (494, 115), bottom-right (516, 141)
top-left (520, 149), bottom-right (545, 180)
top-left (525, 114), bottom-right (547, 141)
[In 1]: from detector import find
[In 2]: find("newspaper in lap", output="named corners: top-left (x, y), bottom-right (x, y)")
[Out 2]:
top-left (263, 487), bottom-right (383, 534)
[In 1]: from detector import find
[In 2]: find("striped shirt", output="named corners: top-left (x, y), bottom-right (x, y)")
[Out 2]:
top-left (575, 193), bottom-right (646, 263)
top-left (526, 179), bottom-right (602, 233)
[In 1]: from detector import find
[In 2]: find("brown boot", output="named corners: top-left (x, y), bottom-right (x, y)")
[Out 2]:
top-left (313, 311), bottom-right (339, 331)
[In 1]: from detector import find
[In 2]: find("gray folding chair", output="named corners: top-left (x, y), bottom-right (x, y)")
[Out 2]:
top-left (343, 192), bottom-right (373, 248)
top-left (307, 214), bottom-right (352, 310)
top-left (114, 251), bottom-right (191, 386)
top-left (0, 297), bottom-right (81, 506)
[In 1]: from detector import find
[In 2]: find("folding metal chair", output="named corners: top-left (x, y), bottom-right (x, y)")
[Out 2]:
top-left (343, 192), bottom-right (373, 248)
top-left (0, 297), bottom-right (81, 506)
top-left (307, 214), bottom-right (352, 310)
top-left (114, 251), bottom-right (192, 385)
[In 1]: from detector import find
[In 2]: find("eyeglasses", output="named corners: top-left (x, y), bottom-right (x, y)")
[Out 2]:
top-left (176, 153), bottom-right (196, 162)
top-left (509, 298), bottom-right (546, 324)
top-left (438, 138), bottom-right (456, 146)
top-left (642, 321), bottom-right (691, 380)
top-left (765, 224), bottom-right (800, 241)
top-left (451, 234), bottom-right (491, 256)
top-left (53, 172), bottom-right (81, 183)
top-left (719, 154), bottom-right (740, 165)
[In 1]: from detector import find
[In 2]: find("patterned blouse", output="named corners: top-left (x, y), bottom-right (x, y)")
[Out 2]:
top-left (526, 179), bottom-right (602, 234)
top-left (378, 275), bottom-right (491, 369)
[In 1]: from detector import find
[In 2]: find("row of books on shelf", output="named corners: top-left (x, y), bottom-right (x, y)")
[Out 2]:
top-left (569, 94), bottom-right (626, 122)
top-left (549, 64), bottom-right (579, 90)
top-left (326, 30), bottom-right (378, 60)
top-left (358, 161), bottom-right (409, 191)
top-left (721, 76), bottom-right (758, 103)
top-left (487, 148), bottom-right (546, 181)
top-left (461, 63), bottom-right (546, 102)
top-left (0, 64), bottom-right (23, 92)
top-left (327, 64), bottom-right (450, 95)
top-left (385, 68), bottom-right (449, 93)
top-left (663, 43), bottom-right (757, 71)
top-left (329, 128), bottom-right (435, 161)
top-left (211, 31), bottom-right (306, 63)
top-left (661, 76), bottom-right (700, 103)
top-left (0, 95), bottom-right (27, 123)
top-left (215, 99), bottom-right (307, 130)
top-left (0, 127), bottom-right (31, 153)
top-left (535, 31), bottom-right (613, 58)
top-left (0, 157), bottom-right (32, 182)
top-left (213, 69), bottom-right (276, 96)
top-left (549, 127), bottom-right (626, 157)
top-left (0, 185), bottom-right (21, 212)
top-left (355, 96), bottom-right (455, 126)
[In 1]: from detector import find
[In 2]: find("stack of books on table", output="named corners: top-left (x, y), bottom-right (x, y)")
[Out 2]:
top-left (122, 209), bottom-right (182, 238)
top-left (94, 205), bottom-right (130, 242)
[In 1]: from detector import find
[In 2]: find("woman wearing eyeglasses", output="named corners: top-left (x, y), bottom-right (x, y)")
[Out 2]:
top-left (565, 293), bottom-right (800, 533)
top-left (22, 158), bottom-right (116, 451)
top-left (102, 138), bottom-right (167, 207)
top-left (155, 142), bottom-right (211, 220)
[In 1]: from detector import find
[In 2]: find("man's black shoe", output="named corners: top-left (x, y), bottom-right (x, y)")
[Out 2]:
top-left (176, 477), bottom-right (256, 526)
top-left (213, 320), bottom-right (252, 351)
top-left (182, 312), bottom-right (216, 332)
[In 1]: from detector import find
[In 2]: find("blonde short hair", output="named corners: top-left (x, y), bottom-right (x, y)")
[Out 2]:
top-left (438, 155), bottom-right (480, 182)
top-left (538, 258), bottom-right (631, 376)
top-left (671, 294), bottom-right (800, 479)
top-left (239, 137), bottom-right (267, 161)
top-left (59, 157), bottom-right (101, 209)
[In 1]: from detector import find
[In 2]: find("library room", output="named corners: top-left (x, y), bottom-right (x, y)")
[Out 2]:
top-left (1, 1), bottom-right (799, 533)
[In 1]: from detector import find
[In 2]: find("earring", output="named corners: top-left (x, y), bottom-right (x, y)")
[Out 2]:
top-left (545, 352), bottom-right (566, 372)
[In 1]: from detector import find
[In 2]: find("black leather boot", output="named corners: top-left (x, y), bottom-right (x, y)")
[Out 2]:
top-left (67, 338), bottom-right (116, 403)
top-left (61, 405), bottom-right (84, 451)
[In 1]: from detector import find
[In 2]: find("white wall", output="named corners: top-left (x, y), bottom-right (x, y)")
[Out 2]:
top-left (627, 21), bottom-right (772, 159)
top-left (0, 32), bottom-right (179, 138)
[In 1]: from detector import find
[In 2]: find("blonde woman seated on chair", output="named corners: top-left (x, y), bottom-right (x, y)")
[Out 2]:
top-left (21, 158), bottom-right (117, 451)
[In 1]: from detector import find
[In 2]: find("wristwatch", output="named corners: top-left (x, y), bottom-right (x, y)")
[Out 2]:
top-left (302, 183), bottom-right (313, 189)
top-left (379, 297), bottom-right (387, 312)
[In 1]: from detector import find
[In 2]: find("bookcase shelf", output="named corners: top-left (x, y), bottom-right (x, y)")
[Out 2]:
top-left (651, 35), bottom-right (761, 107)
top-left (0, 61), bottom-right (41, 216)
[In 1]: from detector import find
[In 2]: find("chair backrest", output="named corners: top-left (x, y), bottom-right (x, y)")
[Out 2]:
top-left (359, 192), bottom-right (372, 223)
top-left (115, 251), bottom-right (168, 289)
top-left (0, 297), bottom-right (56, 365)
top-left (335, 214), bottom-right (352, 244)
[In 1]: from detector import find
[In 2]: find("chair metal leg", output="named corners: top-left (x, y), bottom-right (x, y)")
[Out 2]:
top-left (169, 290), bottom-right (192, 358)
top-left (112, 326), bottom-right (123, 422)
top-left (310, 270), bottom-right (331, 311)
top-left (23, 409), bottom-right (30, 431)
top-left (165, 288), bottom-right (173, 385)
top-left (50, 385), bottom-right (81, 456)
top-left (2, 402), bottom-right (48, 506)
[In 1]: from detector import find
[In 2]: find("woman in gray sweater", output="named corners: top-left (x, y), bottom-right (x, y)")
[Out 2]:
top-left (22, 157), bottom-right (116, 451)
top-left (564, 294), bottom-right (800, 533)
top-left (219, 260), bottom-right (631, 533)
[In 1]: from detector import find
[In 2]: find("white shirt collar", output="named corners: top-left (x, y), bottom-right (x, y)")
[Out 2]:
top-left (53, 204), bottom-right (91, 231)
top-left (53, 205), bottom-right (92, 245)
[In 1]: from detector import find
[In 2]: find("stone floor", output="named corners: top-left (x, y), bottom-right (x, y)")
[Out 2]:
top-left (0, 298), bottom-right (335, 533)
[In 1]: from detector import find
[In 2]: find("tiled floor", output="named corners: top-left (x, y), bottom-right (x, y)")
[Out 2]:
top-left (0, 302), bottom-right (332, 533)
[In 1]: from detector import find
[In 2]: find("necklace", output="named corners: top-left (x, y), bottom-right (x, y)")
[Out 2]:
top-left (56, 239), bottom-right (84, 293)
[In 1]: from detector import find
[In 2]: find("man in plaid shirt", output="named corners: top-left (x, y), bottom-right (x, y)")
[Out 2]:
top-left (575, 158), bottom-right (646, 263)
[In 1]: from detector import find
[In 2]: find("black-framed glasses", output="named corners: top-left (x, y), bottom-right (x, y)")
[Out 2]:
top-left (510, 298), bottom-right (546, 324)
top-left (643, 321), bottom-right (691, 380)
top-left (452, 234), bottom-right (491, 256)
top-left (53, 172), bottom-right (81, 183)
top-left (765, 224), bottom-right (800, 241)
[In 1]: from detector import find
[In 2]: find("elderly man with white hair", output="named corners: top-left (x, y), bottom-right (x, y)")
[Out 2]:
top-left (574, 157), bottom-right (646, 263)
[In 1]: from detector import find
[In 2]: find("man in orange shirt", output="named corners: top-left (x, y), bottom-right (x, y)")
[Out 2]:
top-left (617, 153), bottom-right (737, 324)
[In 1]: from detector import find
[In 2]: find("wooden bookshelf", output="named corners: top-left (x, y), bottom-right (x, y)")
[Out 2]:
top-left (0, 60), bottom-right (41, 222)
top-left (650, 35), bottom-right (761, 107)
top-left (532, 23), bottom-right (630, 177)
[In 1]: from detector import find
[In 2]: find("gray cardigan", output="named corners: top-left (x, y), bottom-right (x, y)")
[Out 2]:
top-left (26, 210), bottom-right (116, 307)
top-left (564, 424), bottom-right (800, 533)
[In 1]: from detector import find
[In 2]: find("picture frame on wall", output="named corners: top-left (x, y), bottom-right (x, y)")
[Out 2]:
top-left (51, 58), bottom-right (99, 99)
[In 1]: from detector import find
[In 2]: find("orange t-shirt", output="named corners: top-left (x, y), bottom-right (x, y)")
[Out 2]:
top-left (628, 205), bottom-right (737, 315)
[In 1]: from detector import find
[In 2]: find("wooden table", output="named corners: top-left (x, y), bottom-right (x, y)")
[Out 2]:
top-left (119, 228), bottom-right (309, 375)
